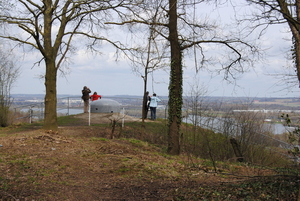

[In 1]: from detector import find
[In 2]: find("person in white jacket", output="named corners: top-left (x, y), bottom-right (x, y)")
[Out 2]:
top-left (149, 93), bottom-right (161, 120)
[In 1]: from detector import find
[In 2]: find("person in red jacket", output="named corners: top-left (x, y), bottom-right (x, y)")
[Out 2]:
top-left (90, 92), bottom-right (102, 101)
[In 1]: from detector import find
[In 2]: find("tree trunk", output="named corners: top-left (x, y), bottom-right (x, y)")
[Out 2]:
top-left (167, 0), bottom-right (182, 155)
top-left (230, 138), bottom-right (244, 162)
top-left (296, 0), bottom-right (300, 84)
top-left (142, 78), bottom-right (147, 124)
top-left (278, 0), bottom-right (300, 83)
top-left (43, 0), bottom-right (58, 130)
top-left (43, 59), bottom-right (58, 130)
top-left (289, 18), bottom-right (300, 83)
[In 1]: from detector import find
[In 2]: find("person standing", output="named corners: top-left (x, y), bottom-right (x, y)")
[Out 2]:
top-left (81, 86), bottom-right (91, 113)
top-left (149, 93), bottom-right (161, 120)
top-left (143, 91), bottom-right (151, 119)
top-left (90, 92), bottom-right (102, 101)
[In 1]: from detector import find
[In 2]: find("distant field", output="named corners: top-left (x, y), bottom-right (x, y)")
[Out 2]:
top-left (253, 98), bottom-right (300, 107)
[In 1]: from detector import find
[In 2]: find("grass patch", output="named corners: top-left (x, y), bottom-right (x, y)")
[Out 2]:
top-left (127, 138), bottom-right (148, 147)
top-left (0, 123), bottom-right (42, 135)
top-left (90, 137), bottom-right (109, 141)
top-left (57, 115), bottom-right (82, 126)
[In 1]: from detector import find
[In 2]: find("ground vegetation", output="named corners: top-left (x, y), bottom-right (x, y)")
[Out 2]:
top-left (0, 114), bottom-right (298, 200)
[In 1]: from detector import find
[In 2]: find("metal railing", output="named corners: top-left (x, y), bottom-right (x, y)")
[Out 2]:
top-left (12, 96), bottom-right (169, 123)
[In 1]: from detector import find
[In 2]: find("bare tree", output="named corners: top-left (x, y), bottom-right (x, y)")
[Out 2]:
top-left (166, 0), bottom-right (259, 155)
top-left (0, 46), bottom-right (20, 127)
top-left (129, 23), bottom-right (168, 124)
top-left (239, 0), bottom-right (300, 86)
top-left (107, 0), bottom-right (259, 155)
top-left (182, 78), bottom-right (211, 152)
top-left (0, 0), bottom-right (134, 130)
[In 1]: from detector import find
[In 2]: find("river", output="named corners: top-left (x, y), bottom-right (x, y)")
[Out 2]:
top-left (183, 115), bottom-right (295, 135)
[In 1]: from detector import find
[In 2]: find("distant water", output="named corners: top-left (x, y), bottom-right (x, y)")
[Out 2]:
top-left (57, 108), bottom-right (82, 115)
top-left (264, 123), bottom-right (296, 135)
top-left (20, 108), bottom-right (83, 117)
top-left (184, 115), bottom-right (294, 135)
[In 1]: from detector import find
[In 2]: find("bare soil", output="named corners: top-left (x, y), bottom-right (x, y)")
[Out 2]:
top-left (73, 112), bottom-right (148, 124)
top-left (0, 113), bottom-right (298, 200)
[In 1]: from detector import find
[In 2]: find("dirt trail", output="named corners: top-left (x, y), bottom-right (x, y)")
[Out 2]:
top-left (73, 112), bottom-right (151, 125)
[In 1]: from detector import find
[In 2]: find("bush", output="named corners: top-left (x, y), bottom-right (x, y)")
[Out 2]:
top-left (0, 106), bottom-right (10, 127)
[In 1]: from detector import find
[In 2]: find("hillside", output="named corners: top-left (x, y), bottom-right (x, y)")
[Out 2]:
top-left (0, 114), bottom-right (299, 200)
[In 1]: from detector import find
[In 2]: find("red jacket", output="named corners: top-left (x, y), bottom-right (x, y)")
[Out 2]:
top-left (90, 94), bottom-right (102, 101)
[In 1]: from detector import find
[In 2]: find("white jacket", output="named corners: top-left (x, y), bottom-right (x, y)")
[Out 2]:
top-left (149, 96), bottom-right (161, 107)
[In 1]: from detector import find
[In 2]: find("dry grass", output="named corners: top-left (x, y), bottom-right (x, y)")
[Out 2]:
top-left (0, 115), bottom-right (299, 200)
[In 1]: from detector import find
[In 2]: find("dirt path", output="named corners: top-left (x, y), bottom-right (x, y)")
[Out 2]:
top-left (72, 112), bottom-right (152, 125)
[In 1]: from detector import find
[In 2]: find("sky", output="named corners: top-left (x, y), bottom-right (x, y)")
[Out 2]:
top-left (9, 1), bottom-right (300, 98)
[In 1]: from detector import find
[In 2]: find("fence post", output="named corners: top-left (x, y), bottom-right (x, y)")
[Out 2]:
top-left (89, 103), bottom-right (91, 126)
top-left (29, 106), bottom-right (33, 124)
top-left (40, 102), bottom-right (43, 120)
top-left (68, 97), bottom-right (70, 116)
top-left (122, 107), bottom-right (125, 127)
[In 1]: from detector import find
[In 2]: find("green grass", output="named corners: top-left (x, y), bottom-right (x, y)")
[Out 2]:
top-left (57, 115), bottom-right (82, 126)
top-left (90, 137), bottom-right (109, 141)
top-left (127, 138), bottom-right (148, 146)
top-left (0, 123), bottom-right (42, 135)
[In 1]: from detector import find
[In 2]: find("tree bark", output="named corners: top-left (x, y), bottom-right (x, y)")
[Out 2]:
top-left (278, 0), bottom-right (300, 83)
top-left (44, 59), bottom-right (58, 130)
top-left (291, 0), bottom-right (300, 84)
top-left (167, 0), bottom-right (182, 155)
top-left (43, 0), bottom-right (58, 130)
top-left (142, 79), bottom-right (148, 124)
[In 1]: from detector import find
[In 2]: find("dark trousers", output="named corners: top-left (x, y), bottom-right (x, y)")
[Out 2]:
top-left (150, 107), bottom-right (156, 120)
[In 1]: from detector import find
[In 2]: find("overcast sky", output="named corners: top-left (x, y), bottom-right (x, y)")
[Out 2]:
top-left (10, 1), bottom-right (300, 98)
